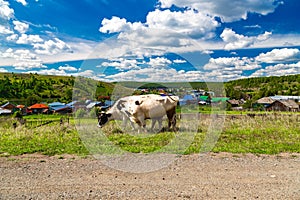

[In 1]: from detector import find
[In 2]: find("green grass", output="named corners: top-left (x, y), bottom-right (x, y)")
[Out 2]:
top-left (0, 113), bottom-right (299, 156)
top-left (0, 118), bottom-right (88, 156)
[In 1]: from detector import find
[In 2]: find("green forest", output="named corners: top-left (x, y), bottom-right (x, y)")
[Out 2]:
top-left (0, 72), bottom-right (299, 106)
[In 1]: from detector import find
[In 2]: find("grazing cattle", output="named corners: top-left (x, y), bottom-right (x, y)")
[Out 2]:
top-left (97, 95), bottom-right (163, 131)
top-left (97, 96), bottom-right (137, 129)
top-left (97, 94), bottom-right (179, 132)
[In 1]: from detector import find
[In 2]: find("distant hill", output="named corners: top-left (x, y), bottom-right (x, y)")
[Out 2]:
top-left (224, 74), bottom-right (300, 100)
top-left (0, 73), bottom-right (114, 106)
top-left (1, 72), bottom-right (299, 106)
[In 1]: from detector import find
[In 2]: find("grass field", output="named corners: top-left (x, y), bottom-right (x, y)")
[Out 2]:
top-left (0, 113), bottom-right (299, 156)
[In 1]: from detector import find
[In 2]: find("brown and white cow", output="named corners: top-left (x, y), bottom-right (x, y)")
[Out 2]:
top-left (97, 94), bottom-right (179, 132)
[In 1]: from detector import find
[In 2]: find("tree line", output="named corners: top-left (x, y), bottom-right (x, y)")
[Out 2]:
top-left (0, 72), bottom-right (299, 106)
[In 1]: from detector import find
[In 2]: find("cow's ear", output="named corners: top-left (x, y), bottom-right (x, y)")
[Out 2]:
top-left (135, 100), bottom-right (143, 105)
top-left (107, 113), bottom-right (112, 117)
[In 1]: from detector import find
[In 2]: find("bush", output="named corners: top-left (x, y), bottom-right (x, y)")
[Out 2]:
top-left (75, 108), bottom-right (86, 118)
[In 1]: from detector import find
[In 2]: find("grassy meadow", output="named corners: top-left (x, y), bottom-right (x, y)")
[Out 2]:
top-left (0, 113), bottom-right (299, 156)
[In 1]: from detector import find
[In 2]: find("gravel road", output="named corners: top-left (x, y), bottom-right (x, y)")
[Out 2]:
top-left (1, 153), bottom-right (300, 199)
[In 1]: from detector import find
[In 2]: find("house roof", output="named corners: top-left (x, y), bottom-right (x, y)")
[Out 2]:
top-left (28, 103), bottom-right (49, 109)
top-left (16, 105), bottom-right (25, 108)
top-left (227, 99), bottom-right (241, 105)
top-left (257, 97), bottom-right (275, 104)
top-left (211, 97), bottom-right (230, 102)
top-left (51, 105), bottom-right (72, 112)
top-left (48, 102), bottom-right (65, 107)
top-left (278, 100), bottom-right (299, 109)
top-left (1, 102), bottom-right (16, 109)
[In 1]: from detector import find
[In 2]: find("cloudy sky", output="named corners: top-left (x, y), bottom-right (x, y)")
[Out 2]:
top-left (0, 0), bottom-right (300, 82)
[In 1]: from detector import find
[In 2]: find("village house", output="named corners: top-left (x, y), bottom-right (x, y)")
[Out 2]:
top-left (256, 97), bottom-right (275, 108)
top-left (266, 100), bottom-right (299, 112)
top-left (28, 103), bottom-right (49, 114)
top-left (226, 99), bottom-right (244, 110)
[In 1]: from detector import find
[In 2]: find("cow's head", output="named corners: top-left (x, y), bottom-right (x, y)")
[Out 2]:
top-left (97, 112), bottom-right (112, 128)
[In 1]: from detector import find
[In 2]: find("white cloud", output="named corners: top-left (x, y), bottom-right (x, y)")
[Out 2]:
top-left (0, 48), bottom-right (47, 70)
top-left (25, 69), bottom-right (68, 76)
top-left (33, 38), bottom-right (72, 55)
top-left (255, 48), bottom-right (300, 63)
top-left (16, 34), bottom-right (43, 44)
top-left (16, 0), bottom-right (27, 6)
top-left (148, 57), bottom-right (172, 68)
top-left (0, 25), bottom-right (13, 34)
top-left (98, 9), bottom-right (219, 58)
top-left (100, 9), bottom-right (219, 39)
top-left (0, 68), bottom-right (8, 72)
top-left (1, 48), bottom-right (36, 60)
top-left (0, 0), bottom-right (14, 20)
top-left (204, 57), bottom-right (260, 71)
top-left (13, 61), bottom-right (47, 70)
top-left (101, 58), bottom-right (140, 71)
top-left (158, 0), bottom-right (282, 22)
top-left (58, 65), bottom-right (78, 71)
top-left (220, 28), bottom-right (272, 50)
top-left (100, 16), bottom-right (144, 33)
top-left (251, 62), bottom-right (300, 77)
top-left (13, 20), bottom-right (29, 34)
top-left (6, 33), bottom-right (18, 41)
top-left (173, 59), bottom-right (187, 64)
top-left (146, 9), bottom-right (219, 38)
top-left (101, 67), bottom-right (205, 82)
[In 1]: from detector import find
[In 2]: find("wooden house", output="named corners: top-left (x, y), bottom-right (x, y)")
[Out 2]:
top-left (256, 97), bottom-right (275, 108)
top-left (1, 102), bottom-right (16, 111)
top-left (266, 100), bottom-right (299, 112)
top-left (28, 103), bottom-right (49, 114)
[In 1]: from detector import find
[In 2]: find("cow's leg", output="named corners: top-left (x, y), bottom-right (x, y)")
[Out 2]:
top-left (167, 107), bottom-right (176, 131)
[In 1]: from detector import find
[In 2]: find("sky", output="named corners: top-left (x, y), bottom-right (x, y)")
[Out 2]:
top-left (0, 0), bottom-right (300, 82)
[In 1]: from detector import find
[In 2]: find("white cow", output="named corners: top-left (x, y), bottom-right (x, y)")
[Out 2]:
top-left (97, 94), bottom-right (179, 132)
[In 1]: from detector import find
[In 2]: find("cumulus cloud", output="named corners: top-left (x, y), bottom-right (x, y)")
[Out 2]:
top-left (146, 9), bottom-right (219, 38)
top-left (0, 0), bottom-right (14, 20)
top-left (148, 57), bottom-right (172, 68)
top-left (0, 68), bottom-right (8, 72)
top-left (13, 61), bottom-right (47, 70)
top-left (15, 0), bottom-right (27, 6)
top-left (6, 33), bottom-right (18, 41)
top-left (158, 0), bottom-right (282, 22)
top-left (255, 48), bottom-right (300, 63)
top-left (204, 57), bottom-right (260, 71)
top-left (13, 20), bottom-right (29, 34)
top-left (251, 62), bottom-right (300, 77)
top-left (173, 59), bottom-right (187, 64)
top-left (58, 65), bottom-right (78, 71)
top-left (16, 34), bottom-right (43, 44)
top-left (99, 9), bottom-right (219, 57)
top-left (220, 28), bottom-right (272, 50)
top-left (33, 38), bottom-right (72, 55)
top-left (100, 9), bottom-right (219, 39)
top-left (100, 16), bottom-right (144, 33)
top-left (1, 48), bottom-right (37, 60)
top-left (0, 48), bottom-right (47, 70)
top-left (0, 25), bottom-right (13, 34)
top-left (101, 58), bottom-right (140, 71)
top-left (101, 67), bottom-right (205, 82)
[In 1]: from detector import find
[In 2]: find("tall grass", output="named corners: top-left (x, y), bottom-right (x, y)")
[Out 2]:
top-left (0, 118), bottom-right (88, 156)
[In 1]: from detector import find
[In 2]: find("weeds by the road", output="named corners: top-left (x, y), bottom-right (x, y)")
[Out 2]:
top-left (0, 113), bottom-right (299, 156)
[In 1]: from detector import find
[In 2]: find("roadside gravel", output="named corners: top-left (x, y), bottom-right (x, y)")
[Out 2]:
top-left (1, 153), bottom-right (300, 199)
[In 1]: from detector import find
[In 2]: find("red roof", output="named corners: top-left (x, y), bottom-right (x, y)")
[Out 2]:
top-left (28, 103), bottom-right (48, 109)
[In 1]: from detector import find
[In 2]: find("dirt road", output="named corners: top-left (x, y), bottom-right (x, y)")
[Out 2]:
top-left (1, 153), bottom-right (300, 199)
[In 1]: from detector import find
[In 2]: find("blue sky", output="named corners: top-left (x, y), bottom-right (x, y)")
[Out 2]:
top-left (0, 0), bottom-right (300, 82)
